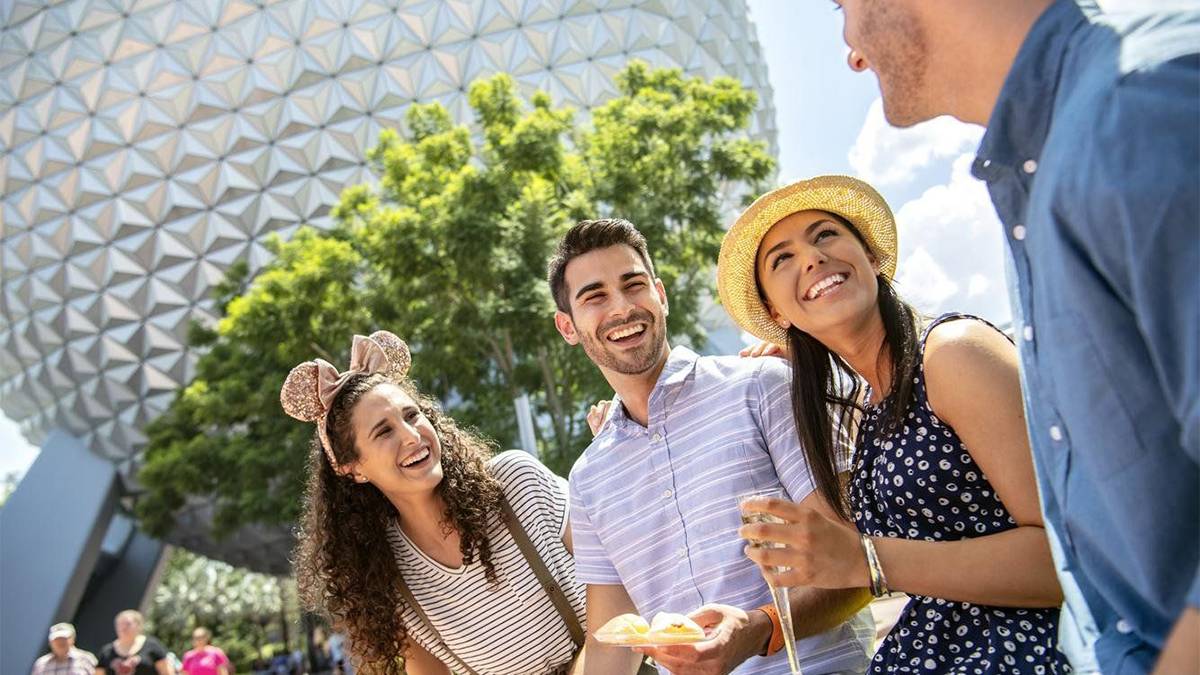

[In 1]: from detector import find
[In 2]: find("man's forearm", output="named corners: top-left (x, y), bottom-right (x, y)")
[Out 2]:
top-left (582, 584), bottom-right (644, 675)
top-left (580, 638), bottom-right (640, 675)
top-left (786, 586), bottom-right (872, 638)
top-left (567, 645), bottom-right (586, 675)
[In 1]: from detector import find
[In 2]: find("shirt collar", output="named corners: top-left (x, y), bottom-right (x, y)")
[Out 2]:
top-left (973, 0), bottom-right (1092, 181)
top-left (602, 345), bottom-right (700, 432)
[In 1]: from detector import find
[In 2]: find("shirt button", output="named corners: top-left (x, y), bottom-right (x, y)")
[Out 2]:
top-left (662, 489), bottom-right (673, 499)
top-left (652, 432), bottom-right (662, 442)
top-left (677, 547), bottom-right (687, 558)
top-left (1012, 224), bottom-right (1026, 241)
top-left (1023, 325), bottom-right (1034, 342)
top-left (1049, 425), bottom-right (1064, 442)
top-left (1022, 159), bottom-right (1038, 174)
top-left (1116, 619), bottom-right (1133, 634)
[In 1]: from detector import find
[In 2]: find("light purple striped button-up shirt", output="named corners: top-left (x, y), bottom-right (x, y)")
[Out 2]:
top-left (570, 346), bottom-right (874, 675)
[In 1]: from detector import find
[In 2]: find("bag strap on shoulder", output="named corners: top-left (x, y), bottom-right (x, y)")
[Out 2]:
top-left (394, 492), bottom-right (583, 674)
top-left (499, 493), bottom-right (585, 648)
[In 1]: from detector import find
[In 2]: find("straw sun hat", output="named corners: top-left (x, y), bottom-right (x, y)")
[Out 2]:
top-left (717, 175), bottom-right (898, 346)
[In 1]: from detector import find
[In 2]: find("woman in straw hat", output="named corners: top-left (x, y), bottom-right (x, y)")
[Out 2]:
top-left (717, 176), bottom-right (1070, 674)
top-left (284, 331), bottom-right (587, 675)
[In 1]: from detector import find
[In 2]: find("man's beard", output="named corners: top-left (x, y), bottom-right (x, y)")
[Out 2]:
top-left (865, 4), bottom-right (932, 127)
top-left (579, 309), bottom-right (667, 375)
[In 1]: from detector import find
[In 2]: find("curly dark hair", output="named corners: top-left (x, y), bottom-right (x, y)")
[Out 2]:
top-left (293, 373), bottom-right (504, 674)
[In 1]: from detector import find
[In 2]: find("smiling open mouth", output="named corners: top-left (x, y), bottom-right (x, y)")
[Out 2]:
top-left (606, 323), bottom-right (647, 344)
top-left (400, 447), bottom-right (431, 469)
top-left (804, 273), bottom-right (847, 301)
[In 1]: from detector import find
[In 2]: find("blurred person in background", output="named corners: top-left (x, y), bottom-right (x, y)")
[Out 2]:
top-left (31, 623), bottom-right (96, 675)
top-left (95, 609), bottom-right (174, 675)
top-left (181, 627), bottom-right (230, 675)
top-left (308, 627), bottom-right (333, 675)
top-left (327, 629), bottom-right (353, 675)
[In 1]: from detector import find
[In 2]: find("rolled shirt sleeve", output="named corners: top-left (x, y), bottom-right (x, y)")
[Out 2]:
top-left (753, 358), bottom-right (817, 504)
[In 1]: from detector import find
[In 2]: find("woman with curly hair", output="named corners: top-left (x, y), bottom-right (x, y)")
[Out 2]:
top-left (283, 331), bottom-right (586, 675)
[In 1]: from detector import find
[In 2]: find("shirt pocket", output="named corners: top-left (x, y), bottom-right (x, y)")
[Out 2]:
top-left (1045, 310), bottom-right (1147, 476)
top-left (678, 443), bottom-right (783, 551)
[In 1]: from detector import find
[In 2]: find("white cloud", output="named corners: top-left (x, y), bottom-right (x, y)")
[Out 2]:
top-left (848, 98), bottom-right (984, 185)
top-left (892, 153), bottom-right (1012, 327)
top-left (967, 274), bottom-right (991, 298)
top-left (894, 247), bottom-right (959, 309)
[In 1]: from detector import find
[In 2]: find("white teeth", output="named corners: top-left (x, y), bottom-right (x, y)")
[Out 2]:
top-left (401, 448), bottom-right (429, 467)
top-left (805, 274), bottom-right (847, 301)
top-left (608, 324), bottom-right (646, 341)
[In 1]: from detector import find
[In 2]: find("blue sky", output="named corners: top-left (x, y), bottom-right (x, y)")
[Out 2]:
top-left (746, 0), bottom-right (1011, 330)
top-left (0, 0), bottom-right (1015, 480)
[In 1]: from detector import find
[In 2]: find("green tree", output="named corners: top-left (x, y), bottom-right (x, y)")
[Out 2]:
top-left (145, 548), bottom-right (294, 669)
top-left (137, 62), bottom-right (773, 540)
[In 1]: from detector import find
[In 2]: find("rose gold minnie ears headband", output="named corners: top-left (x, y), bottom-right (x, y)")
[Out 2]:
top-left (280, 331), bottom-right (412, 469)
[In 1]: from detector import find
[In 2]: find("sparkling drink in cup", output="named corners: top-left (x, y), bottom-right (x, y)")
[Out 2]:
top-left (739, 487), bottom-right (802, 675)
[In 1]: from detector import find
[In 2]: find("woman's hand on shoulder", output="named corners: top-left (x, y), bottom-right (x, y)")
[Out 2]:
top-left (738, 341), bottom-right (788, 359)
top-left (587, 400), bottom-right (611, 436)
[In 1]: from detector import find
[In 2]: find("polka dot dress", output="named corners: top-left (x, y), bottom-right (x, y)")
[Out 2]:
top-left (851, 314), bottom-right (1071, 674)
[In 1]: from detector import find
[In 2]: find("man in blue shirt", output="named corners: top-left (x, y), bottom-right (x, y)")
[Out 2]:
top-left (829, 0), bottom-right (1198, 673)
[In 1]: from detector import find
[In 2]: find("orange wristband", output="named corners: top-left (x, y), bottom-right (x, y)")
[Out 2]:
top-left (757, 603), bottom-right (785, 657)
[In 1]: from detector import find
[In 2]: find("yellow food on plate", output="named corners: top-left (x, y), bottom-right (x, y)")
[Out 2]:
top-left (594, 613), bottom-right (651, 645)
top-left (647, 612), bottom-right (706, 644)
top-left (594, 612), bottom-right (708, 646)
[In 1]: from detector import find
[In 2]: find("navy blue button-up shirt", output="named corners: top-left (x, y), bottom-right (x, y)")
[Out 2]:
top-left (971, 2), bottom-right (1199, 673)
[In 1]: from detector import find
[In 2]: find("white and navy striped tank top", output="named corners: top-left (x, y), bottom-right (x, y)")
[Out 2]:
top-left (387, 450), bottom-right (585, 675)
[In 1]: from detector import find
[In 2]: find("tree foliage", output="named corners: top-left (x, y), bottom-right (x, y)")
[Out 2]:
top-left (137, 62), bottom-right (773, 540)
top-left (145, 548), bottom-right (293, 669)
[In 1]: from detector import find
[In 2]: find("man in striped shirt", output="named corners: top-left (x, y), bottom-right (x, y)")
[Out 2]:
top-left (548, 219), bottom-right (875, 675)
top-left (31, 623), bottom-right (97, 675)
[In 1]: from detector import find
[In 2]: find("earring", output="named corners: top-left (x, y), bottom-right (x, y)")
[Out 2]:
top-left (354, 474), bottom-right (368, 484)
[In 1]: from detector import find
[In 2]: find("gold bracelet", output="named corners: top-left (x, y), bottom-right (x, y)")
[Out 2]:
top-left (860, 533), bottom-right (890, 597)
